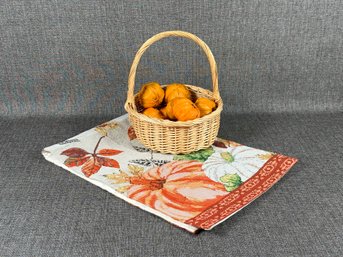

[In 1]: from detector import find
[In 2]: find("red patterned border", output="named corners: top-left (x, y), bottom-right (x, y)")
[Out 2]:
top-left (185, 154), bottom-right (298, 229)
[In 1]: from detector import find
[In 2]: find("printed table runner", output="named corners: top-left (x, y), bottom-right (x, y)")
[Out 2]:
top-left (42, 114), bottom-right (297, 233)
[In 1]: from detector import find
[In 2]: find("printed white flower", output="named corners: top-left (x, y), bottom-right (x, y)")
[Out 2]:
top-left (203, 146), bottom-right (273, 182)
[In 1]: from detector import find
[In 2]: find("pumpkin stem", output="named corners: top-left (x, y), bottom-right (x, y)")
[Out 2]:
top-left (220, 152), bottom-right (234, 163)
top-left (129, 177), bottom-right (165, 190)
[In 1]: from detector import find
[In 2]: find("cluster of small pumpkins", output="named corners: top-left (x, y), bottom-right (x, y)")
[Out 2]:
top-left (137, 82), bottom-right (216, 121)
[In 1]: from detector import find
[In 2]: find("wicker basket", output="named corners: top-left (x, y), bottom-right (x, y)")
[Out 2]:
top-left (124, 30), bottom-right (223, 154)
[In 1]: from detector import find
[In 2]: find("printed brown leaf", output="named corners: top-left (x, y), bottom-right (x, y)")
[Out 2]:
top-left (61, 139), bottom-right (123, 177)
top-left (64, 156), bottom-right (91, 167)
top-left (127, 126), bottom-right (137, 141)
top-left (81, 157), bottom-right (102, 177)
top-left (61, 148), bottom-right (89, 158)
top-left (98, 157), bottom-right (120, 168)
top-left (213, 140), bottom-right (227, 148)
top-left (97, 149), bottom-right (123, 156)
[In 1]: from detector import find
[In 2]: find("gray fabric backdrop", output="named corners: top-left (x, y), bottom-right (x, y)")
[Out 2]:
top-left (0, 0), bottom-right (342, 117)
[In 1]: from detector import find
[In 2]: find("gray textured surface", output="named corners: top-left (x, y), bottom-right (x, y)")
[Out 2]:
top-left (0, 113), bottom-right (342, 256)
top-left (0, 0), bottom-right (342, 117)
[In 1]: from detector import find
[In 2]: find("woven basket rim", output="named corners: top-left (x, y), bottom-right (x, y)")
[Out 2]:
top-left (125, 84), bottom-right (223, 127)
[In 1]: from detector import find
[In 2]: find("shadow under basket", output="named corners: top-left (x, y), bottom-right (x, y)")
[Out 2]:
top-left (125, 31), bottom-right (223, 154)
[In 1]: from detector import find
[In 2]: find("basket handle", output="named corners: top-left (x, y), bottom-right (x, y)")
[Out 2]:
top-left (126, 30), bottom-right (219, 109)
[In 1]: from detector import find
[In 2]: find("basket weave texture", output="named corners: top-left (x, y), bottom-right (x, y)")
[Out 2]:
top-left (125, 31), bottom-right (223, 154)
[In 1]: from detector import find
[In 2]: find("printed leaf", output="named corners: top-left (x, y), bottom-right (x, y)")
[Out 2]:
top-left (97, 121), bottom-right (118, 128)
top-left (129, 159), bottom-right (153, 166)
top-left (97, 149), bottom-right (123, 156)
top-left (213, 140), bottom-right (227, 148)
top-left (97, 157), bottom-right (120, 168)
top-left (128, 126), bottom-right (137, 140)
top-left (59, 138), bottom-right (80, 145)
top-left (213, 138), bottom-right (242, 148)
top-left (132, 146), bottom-right (150, 152)
top-left (151, 159), bottom-right (170, 166)
top-left (105, 170), bottom-right (129, 184)
top-left (116, 185), bottom-right (130, 193)
top-left (95, 122), bottom-right (118, 136)
top-left (82, 157), bottom-right (101, 177)
top-left (64, 156), bottom-right (90, 167)
top-left (128, 164), bottom-right (144, 176)
top-left (61, 148), bottom-right (89, 158)
top-left (228, 140), bottom-right (242, 147)
top-left (129, 159), bottom-right (169, 167)
top-left (173, 147), bottom-right (214, 162)
top-left (257, 153), bottom-right (275, 160)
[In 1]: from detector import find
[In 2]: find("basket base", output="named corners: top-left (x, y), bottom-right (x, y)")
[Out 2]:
top-left (129, 113), bottom-right (220, 154)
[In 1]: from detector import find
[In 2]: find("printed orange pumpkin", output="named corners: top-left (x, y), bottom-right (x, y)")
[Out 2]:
top-left (143, 107), bottom-right (164, 119)
top-left (138, 82), bottom-right (164, 108)
top-left (127, 160), bottom-right (228, 221)
top-left (165, 83), bottom-right (191, 103)
top-left (171, 97), bottom-right (200, 121)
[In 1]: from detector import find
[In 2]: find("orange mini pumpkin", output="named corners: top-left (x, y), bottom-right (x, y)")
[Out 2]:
top-left (143, 107), bottom-right (164, 119)
top-left (195, 97), bottom-right (216, 117)
top-left (138, 82), bottom-right (164, 108)
top-left (171, 97), bottom-right (200, 121)
top-left (164, 83), bottom-right (191, 103)
top-left (160, 103), bottom-right (176, 120)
